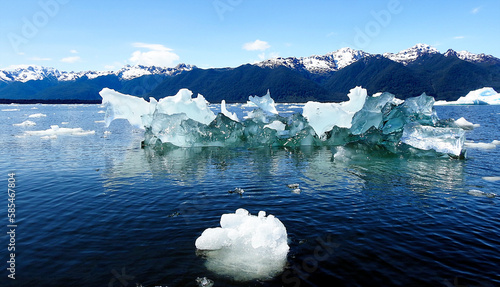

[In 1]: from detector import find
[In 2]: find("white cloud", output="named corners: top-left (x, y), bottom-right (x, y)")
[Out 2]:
top-left (70, 49), bottom-right (78, 54)
top-left (454, 36), bottom-right (465, 40)
top-left (243, 39), bottom-right (270, 51)
top-left (129, 42), bottom-right (180, 67)
top-left (471, 6), bottom-right (481, 14)
top-left (60, 56), bottom-right (81, 63)
top-left (29, 57), bottom-right (52, 61)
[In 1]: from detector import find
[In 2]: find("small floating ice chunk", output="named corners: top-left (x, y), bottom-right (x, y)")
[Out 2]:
top-left (228, 187), bottom-right (245, 195)
top-left (483, 176), bottom-right (500, 182)
top-left (28, 113), bottom-right (46, 118)
top-left (195, 208), bottom-right (289, 281)
top-left (13, 120), bottom-right (36, 127)
top-left (464, 141), bottom-right (497, 150)
top-left (2, 108), bottom-right (19, 112)
top-left (454, 117), bottom-right (480, 130)
top-left (24, 125), bottom-right (95, 137)
top-left (196, 277), bottom-right (214, 287)
top-left (467, 189), bottom-right (496, 198)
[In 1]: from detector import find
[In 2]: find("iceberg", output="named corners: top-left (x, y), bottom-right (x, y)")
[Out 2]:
top-left (195, 208), bottom-right (289, 281)
top-left (100, 86), bottom-right (471, 157)
top-left (434, 87), bottom-right (500, 105)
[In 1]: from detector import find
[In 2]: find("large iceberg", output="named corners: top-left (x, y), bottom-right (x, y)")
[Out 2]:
top-left (195, 208), bottom-right (289, 281)
top-left (100, 86), bottom-right (470, 157)
top-left (435, 87), bottom-right (500, 105)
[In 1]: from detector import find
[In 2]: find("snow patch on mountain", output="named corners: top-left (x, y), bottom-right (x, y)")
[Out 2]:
top-left (444, 49), bottom-right (499, 64)
top-left (0, 64), bottom-right (195, 83)
top-left (383, 43), bottom-right (440, 65)
top-left (257, 47), bottom-right (369, 74)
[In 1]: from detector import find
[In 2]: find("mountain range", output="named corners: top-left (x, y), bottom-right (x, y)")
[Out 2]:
top-left (1, 44), bottom-right (499, 103)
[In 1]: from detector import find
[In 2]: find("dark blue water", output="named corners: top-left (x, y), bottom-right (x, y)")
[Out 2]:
top-left (1, 104), bottom-right (499, 287)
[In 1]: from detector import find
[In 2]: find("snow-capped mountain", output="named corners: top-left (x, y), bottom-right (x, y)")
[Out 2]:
top-left (383, 43), bottom-right (440, 65)
top-left (257, 47), bottom-right (370, 74)
top-left (443, 49), bottom-right (499, 64)
top-left (257, 44), bottom-right (499, 73)
top-left (0, 63), bottom-right (195, 83)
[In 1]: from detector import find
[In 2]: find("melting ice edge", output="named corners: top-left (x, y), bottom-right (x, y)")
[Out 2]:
top-left (100, 86), bottom-right (470, 158)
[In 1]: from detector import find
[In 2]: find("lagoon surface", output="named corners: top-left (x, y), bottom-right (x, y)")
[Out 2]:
top-left (1, 104), bottom-right (499, 286)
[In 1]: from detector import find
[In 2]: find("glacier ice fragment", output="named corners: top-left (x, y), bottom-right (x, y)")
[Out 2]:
top-left (195, 208), bottom-right (289, 281)
top-left (401, 123), bottom-right (465, 156)
top-left (303, 86), bottom-right (367, 138)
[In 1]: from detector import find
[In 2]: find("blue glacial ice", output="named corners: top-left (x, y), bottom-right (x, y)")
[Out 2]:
top-left (100, 86), bottom-right (470, 157)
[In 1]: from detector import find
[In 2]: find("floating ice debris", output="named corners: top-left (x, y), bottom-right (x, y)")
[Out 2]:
top-left (435, 87), bottom-right (500, 105)
top-left (286, 184), bottom-right (301, 194)
top-left (464, 141), bottom-right (497, 150)
top-left (167, 211), bottom-right (180, 217)
top-left (97, 110), bottom-right (105, 114)
top-left (195, 208), bottom-right (289, 281)
top-left (13, 120), bottom-right (36, 127)
top-left (28, 113), bottom-right (46, 118)
top-left (228, 187), bottom-right (244, 195)
top-left (196, 277), bottom-right (214, 287)
top-left (101, 87), bottom-right (470, 157)
top-left (483, 176), bottom-right (500, 182)
top-left (2, 108), bottom-right (19, 112)
top-left (454, 117), bottom-right (480, 130)
top-left (61, 122), bottom-right (69, 125)
top-left (467, 189), bottom-right (496, 198)
top-left (24, 125), bottom-right (95, 137)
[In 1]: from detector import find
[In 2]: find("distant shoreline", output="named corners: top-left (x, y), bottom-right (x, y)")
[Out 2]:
top-left (0, 99), bottom-right (103, 104)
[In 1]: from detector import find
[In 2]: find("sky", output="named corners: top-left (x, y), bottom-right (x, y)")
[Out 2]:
top-left (1, 0), bottom-right (499, 72)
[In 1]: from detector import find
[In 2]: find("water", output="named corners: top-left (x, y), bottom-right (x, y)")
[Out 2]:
top-left (1, 104), bottom-right (499, 287)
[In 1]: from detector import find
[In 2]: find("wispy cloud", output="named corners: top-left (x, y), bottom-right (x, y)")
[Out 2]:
top-left (243, 39), bottom-right (270, 51)
top-left (60, 56), bottom-right (81, 63)
top-left (471, 6), bottom-right (481, 14)
top-left (454, 36), bottom-right (465, 40)
top-left (129, 42), bottom-right (179, 67)
top-left (70, 49), bottom-right (78, 54)
top-left (29, 57), bottom-right (52, 61)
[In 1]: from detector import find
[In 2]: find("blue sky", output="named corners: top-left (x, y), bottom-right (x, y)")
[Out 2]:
top-left (1, 0), bottom-right (499, 71)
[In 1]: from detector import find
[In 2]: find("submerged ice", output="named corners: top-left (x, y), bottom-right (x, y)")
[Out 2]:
top-left (100, 86), bottom-right (471, 157)
top-left (195, 208), bottom-right (289, 281)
